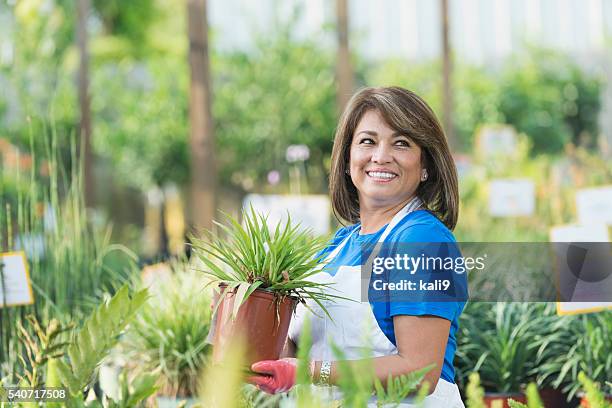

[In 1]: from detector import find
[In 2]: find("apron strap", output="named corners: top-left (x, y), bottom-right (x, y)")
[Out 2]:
top-left (323, 196), bottom-right (423, 266)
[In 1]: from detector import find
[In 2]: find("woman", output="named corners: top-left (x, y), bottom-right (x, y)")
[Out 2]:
top-left (250, 87), bottom-right (467, 407)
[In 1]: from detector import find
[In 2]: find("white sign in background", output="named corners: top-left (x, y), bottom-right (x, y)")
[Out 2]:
top-left (575, 186), bottom-right (612, 225)
top-left (243, 194), bottom-right (330, 236)
top-left (549, 224), bottom-right (612, 315)
top-left (549, 224), bottom-right (610, 243)
top-left (475, 125), bottom-right (518, 157)
top-left (488, 179), bottom-right (535, 217)
top-left (0, 251), bottom-right (34, 307)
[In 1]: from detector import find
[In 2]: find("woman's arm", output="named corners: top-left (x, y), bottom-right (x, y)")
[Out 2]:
top-left (313, 315), bottom-right (450, 391)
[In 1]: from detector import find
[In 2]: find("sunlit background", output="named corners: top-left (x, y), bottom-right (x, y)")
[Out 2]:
top-left (0, 0), bottom-right (611, 406)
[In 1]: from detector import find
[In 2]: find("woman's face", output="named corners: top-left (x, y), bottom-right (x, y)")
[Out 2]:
top-left (349, 109), bottom-right (423, 211)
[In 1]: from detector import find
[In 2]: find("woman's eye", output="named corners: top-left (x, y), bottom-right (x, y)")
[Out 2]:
top-left (394, 139), bottom-right (410, 147)
top-left (359, 138), bottom-right (375, 145)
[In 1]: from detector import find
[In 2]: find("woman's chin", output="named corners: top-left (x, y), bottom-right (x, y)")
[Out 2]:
top-left (361, 194), bottom-right (403, 207)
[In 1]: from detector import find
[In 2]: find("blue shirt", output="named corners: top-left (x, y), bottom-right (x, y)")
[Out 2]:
top-left (317, 210), bottom-right (466, 384)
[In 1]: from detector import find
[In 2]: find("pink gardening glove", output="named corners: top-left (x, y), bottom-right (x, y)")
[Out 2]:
top-left (249, 358), bottom-right (298, 394)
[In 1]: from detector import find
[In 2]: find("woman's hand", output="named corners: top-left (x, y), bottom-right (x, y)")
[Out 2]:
top-left (249, 358), bottom-right (299, 394)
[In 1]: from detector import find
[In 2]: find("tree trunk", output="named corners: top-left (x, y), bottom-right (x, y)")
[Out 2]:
top-left (336, 0), bottom-right (354, 114)
top-left (76, 0), bottom-right (94, 207)
top-left (187, 0), bottom-right (216, 232)
top-left (441, 0), bottom-right (455, 150)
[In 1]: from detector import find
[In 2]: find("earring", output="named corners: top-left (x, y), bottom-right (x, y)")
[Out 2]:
top-left (345, 169), bottom-right (350, 175)
top-left (421, 169), bottom-right (428, 182)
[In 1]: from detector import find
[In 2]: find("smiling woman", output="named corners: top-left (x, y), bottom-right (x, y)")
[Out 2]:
top-left (330, 87), bottom-right (459, 232)
top-left (249, 87), bottom-right (466, 408)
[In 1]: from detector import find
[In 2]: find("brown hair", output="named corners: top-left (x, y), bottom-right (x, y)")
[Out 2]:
top-left (329, 86), bottom-right (459, 230)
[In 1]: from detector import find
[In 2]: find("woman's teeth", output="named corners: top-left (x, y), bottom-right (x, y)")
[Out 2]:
top-left (367, 171), bottom-right (397, 179)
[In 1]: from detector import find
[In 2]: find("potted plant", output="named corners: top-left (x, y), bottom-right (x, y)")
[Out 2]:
top-left (190, 208), bottom-right (337, 366)
top-left (534, 311), bottom-right (611, 406)
top-left (456, 302), bottom-right (550, 407)
top-left (121, 265), bottom-right (212, 407)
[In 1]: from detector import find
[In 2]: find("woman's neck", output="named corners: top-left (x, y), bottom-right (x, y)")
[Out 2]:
top-left (358, 197), bottom-right (416, 234)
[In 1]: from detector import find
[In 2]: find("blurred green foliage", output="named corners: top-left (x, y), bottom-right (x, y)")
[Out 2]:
top-left (213, 28), bottom-right (337, 193)
top-left (1, 3), bottom-right (611, 403)
top-left (368, 48), bottom-right (603, 153)
top-left (367, 59), bottom-right (503, 150)
top-left (498, 48), bottom-right (603, 153)
top-left (0, 135), bottom-right (139, 379)
top-left (1, 0), bottom-right (604, 198)
top-left (121, 264), bottom-right (212, 397)
top-left (92, 58), bottom-right (190, 189)
top-left (1, 0), bottom-right (77, 156)
top-left (92, 0), bottom-right (158, 50)
top-left (454, 138), bottom-right (612, 242)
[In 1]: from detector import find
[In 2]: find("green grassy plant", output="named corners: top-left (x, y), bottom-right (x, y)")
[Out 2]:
top-left (533, 311), bottom-right (612, 400)
top-left (54, 285), bottom-right (148, 395)
top-left (3, 285), bottom-right (154, 408)
top-left (578, 372), bottom-right (612, 408)
top-left (466, 371), bottom-right (611, 408)
top-left (198, 330), bottom-right (248, 408)
top-left (191, 207), bottom-right (342, 317)
top-left (465, 372), bottom-right (487, 408)
top-left (295, 317), bottom-right (430, 407)
top-left (121, 264), bottom-right (212, 397)
top-left (455, 302), bottom-right (555, 393)
top-left (15, 315), bottom-right (72, 388)
top-left (0, 133), bottom-right (138, 379)
top-left (191, 313), bottom-right (430, 407)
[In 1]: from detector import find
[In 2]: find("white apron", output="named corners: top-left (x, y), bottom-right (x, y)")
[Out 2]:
top-left (288, 199), bottom-right (465, 408)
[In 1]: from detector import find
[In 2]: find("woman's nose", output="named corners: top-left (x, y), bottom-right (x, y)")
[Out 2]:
top-left (371, 144), bottom-right (392, 163)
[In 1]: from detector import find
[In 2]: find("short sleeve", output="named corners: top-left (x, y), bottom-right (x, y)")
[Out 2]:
top-left (369, 221), bottom-right (468, 322)
top-left (390, 301), bottom-right (462, 322)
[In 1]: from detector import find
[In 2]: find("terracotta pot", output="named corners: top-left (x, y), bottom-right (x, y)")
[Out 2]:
top-left (483, 393), bottom-right (526, 408)
top-left (212, 285), bottom-right (297, 366)
top-left (539, 387), bottom-right (569, 407)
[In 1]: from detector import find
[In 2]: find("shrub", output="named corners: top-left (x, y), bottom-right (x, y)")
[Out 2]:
top-left (121, 264), bottom-right (212, 397)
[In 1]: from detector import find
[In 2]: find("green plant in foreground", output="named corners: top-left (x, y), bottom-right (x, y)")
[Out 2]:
top-left (506, 383), bottom-right (544, 408)
top-left (578, 371), bottom-right (612, 408)
top-left (54, 285), bottom-right (148, 398)
top-left (6, 285), bottom-right (152, 407)
top-left (199, 332), bottom-right (248, 408)
top-left (16, 316), bottom-right (73, 388)
top-left (293, 317), bottom-right (321, 408)
top-left (533, 311), bottom-right (611, 400)
top-left (105, 372), bottom-right (158, 408)
top-left (198, 314), bottom-right (430, 407)
top-left (0, 132), bottom-right (138, 378)
top-left (456, 302), bottom-right (551, 393)
top-left (330, 338), bottom-right (431, 407)
top-left (0, 382), bottom-right (7, 402)
top-left (121, 265), bottom-right (212, 397)
top-left (465, 373), bottom-right (486, 408)
top-left (466, 371), bottom-right (611, 408)
top-left (191, 207), bottom-right (341, 316)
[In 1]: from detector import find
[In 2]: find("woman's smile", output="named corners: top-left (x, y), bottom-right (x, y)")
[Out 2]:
top-left (365, 168), bottom-right (398, 182)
